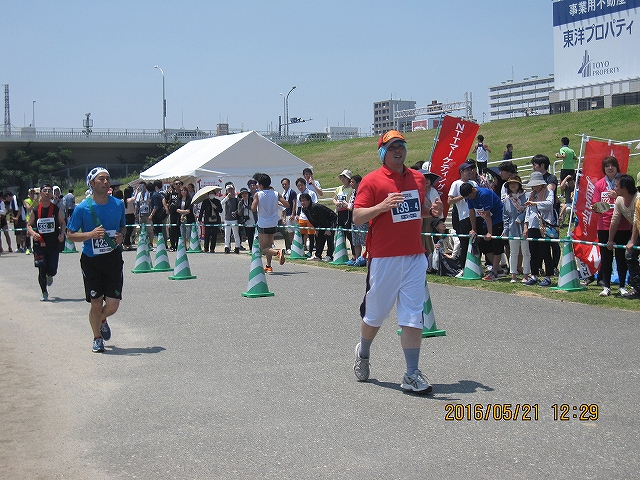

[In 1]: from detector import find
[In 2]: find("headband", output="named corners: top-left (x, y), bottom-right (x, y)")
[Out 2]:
top-left (86, 167), bottom-right (110, 187)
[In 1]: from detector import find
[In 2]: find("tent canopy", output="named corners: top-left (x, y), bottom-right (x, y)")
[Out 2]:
top-left (140, 131), bottom-right (312, 189)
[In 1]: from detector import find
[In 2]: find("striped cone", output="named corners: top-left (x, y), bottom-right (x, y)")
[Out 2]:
top-left (131, 229), bottom-right (153, 273)
top-left (289, 227), bottom-right (306, 259)
top-left (398, 279), bottom-right (446, 338)
top-left (329, 228), bottom-right (349, 265)
top-left (168, 236), bottom-right (196, 280)
top-left (458, 241), bottom-right (482, 280)
top-left (187, 223), bottom-right (203, 253)
top-left (551, 238), bottom-right (587, 292)
top-left (242, 230), bottom-right (274, 297)
top-left (151, 232), bottom-right (173, 272)
top-left (61, 237), bottom-right (77, 253)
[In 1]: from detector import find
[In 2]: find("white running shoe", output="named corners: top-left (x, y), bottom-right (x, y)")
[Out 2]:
top-left (353, 343), bottom-right (370, 382)
top-left (401, 369), bottom-right (432, 393)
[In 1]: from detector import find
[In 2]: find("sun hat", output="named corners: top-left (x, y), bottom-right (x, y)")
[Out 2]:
top-left (505, 176), bottom-right (523, 187)
top-left (525, 171), bottom-right (547, 188)
top-left (418, 169), bottom-right (441, 185)
top-left (339, 169), bottom-right (352, 179)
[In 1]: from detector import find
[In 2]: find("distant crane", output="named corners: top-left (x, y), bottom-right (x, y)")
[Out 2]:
top-left (394, 92), bottom-right (474, 121)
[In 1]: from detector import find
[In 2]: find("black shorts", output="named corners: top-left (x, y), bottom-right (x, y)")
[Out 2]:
top-left (258, 226), bottom-right (277, 235)
top-left (33, 244), bottom-right (60, 276)
top-left (477, 221), bottom-right (505, 256)
top-left (80, 250), bottom-right (124, 303)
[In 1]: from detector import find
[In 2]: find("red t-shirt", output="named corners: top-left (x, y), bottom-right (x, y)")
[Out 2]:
top-left (354, 163), bottom-right (426, 258)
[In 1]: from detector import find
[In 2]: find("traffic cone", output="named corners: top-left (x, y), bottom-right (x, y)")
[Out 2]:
top-left (187, 223), bottom-right (203, 253)
top-left (398, 279), bottom-right (446, 338)
top-left (131, 229), bottom-right (153, 273)
top-left (168, 236), bottom-right (197, 280)
top-left (551, 238), bottom-right (587, 292)
top-left (61, 237), bottom-right (77, 253)
top-left (329, 228), bottom-right (349, 265)
top-left (458, 241), bottom-right (482, 280)
top-left (151, 232), bottom-right (173, 272)
top-left (289, 227), bottom-right (306, 259)
top-left (242, 230), bottom-right (274, 297)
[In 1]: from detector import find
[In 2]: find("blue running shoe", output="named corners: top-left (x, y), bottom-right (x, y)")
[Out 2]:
top-left (92, 337), bottom-right (105, 353)
top-left (100, 319), bottom-right (111, 341)
top-left (345, 259), bottom-right (356, 266)
top-left (354, 256), bottom-right (367, 267)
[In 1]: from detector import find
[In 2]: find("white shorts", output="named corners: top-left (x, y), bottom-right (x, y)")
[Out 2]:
top-left (361, 254), bottom-right (427, 329)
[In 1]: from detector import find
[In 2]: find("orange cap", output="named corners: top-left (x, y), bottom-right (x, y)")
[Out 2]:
top-left (378, 130), bottom-right (405, 148)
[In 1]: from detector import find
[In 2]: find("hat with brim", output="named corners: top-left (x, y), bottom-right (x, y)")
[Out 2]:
top-left (485, 167), bottom-right (501, 178)
top-left (418, 169), bottom-right (441, 185)
top-left (378, 130), bottom-right (406, 148)
top-left (339, 169), bottom-right (352, 179)
top-left (458, 162), bottom-right (475, 172)
top-left (239, 187), bottom-right (249, 194)
top-left (505, 177), bottom-right (522, 187)
top-left (525, 171), bottom-right (547, 188)
top-left (430, 217), bottom-right (445, 230)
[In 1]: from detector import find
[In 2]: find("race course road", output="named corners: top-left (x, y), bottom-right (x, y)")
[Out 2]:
top-left (1, 247), bottom-right (639, 479)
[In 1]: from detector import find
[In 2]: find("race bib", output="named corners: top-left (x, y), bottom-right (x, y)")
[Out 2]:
top-left (37, 217), bottom-right (55, 234)
top-left (139, 204), bottom-right (150, 214)
top-left (390, 190), bottom-right (421, 223)
top-left (92, 230), bottom-right (116, 255)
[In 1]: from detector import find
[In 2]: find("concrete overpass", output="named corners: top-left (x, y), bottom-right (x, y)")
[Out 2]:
top-left (0, 126), bottom-right (219, 166)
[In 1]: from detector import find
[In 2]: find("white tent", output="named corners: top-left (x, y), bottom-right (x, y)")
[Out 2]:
top-left (140, 131), bottom-right (312, 191)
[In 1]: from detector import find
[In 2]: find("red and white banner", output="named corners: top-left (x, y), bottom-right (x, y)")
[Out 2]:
top-left (572, 139), bottom-right (630, 275)
top-left (429, 115), bottom-right (479, 218)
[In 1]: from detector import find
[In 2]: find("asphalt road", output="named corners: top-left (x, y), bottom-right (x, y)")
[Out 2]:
top-left (1, 245), bottom-right (638, 479)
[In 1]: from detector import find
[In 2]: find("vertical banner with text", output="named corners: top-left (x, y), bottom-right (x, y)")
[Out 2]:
top-left (429, 115), bottom-right (479, 218)
top-left (572, 139), bottom-right (630, 275)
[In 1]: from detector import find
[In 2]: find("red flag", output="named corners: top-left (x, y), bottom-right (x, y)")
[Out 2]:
top-left (429, 115), bottom-right (479, 217)
top-left (572, 139), bottom-right (630, 275)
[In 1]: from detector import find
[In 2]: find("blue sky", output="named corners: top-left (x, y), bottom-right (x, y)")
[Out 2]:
top-left (1, 1), bottom-right (554, 134)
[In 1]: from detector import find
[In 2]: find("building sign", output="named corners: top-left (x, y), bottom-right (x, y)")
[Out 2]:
top-left (412, 120), bottom-right (427, 131)
top-left (553, 0), bottom-right (639, 89)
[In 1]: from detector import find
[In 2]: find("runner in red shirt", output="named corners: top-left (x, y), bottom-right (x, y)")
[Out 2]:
top-left (352, 130), bottom-right (443, 393)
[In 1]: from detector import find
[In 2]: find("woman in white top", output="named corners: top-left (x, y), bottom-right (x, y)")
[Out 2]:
top-left (251, 173), bottom-right (290, 273)
top-left (418, 169), bottom-right (442, 257)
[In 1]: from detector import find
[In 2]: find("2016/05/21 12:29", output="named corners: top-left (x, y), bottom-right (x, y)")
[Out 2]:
top-left (444, 404), bottom-right (600, 421)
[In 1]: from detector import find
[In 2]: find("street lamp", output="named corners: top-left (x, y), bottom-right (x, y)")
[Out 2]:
top-left (279, 92), bottom-right (285, 135)
top-left (285, 86), bottom-right (296, 136)
top-left (154, 65), bottom-right (166, 140)
top-left (32, 100), bottom-right (36, 128)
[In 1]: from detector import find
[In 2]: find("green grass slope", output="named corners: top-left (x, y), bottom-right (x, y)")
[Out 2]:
top-left (283, 105), bottom-right (640, 188)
